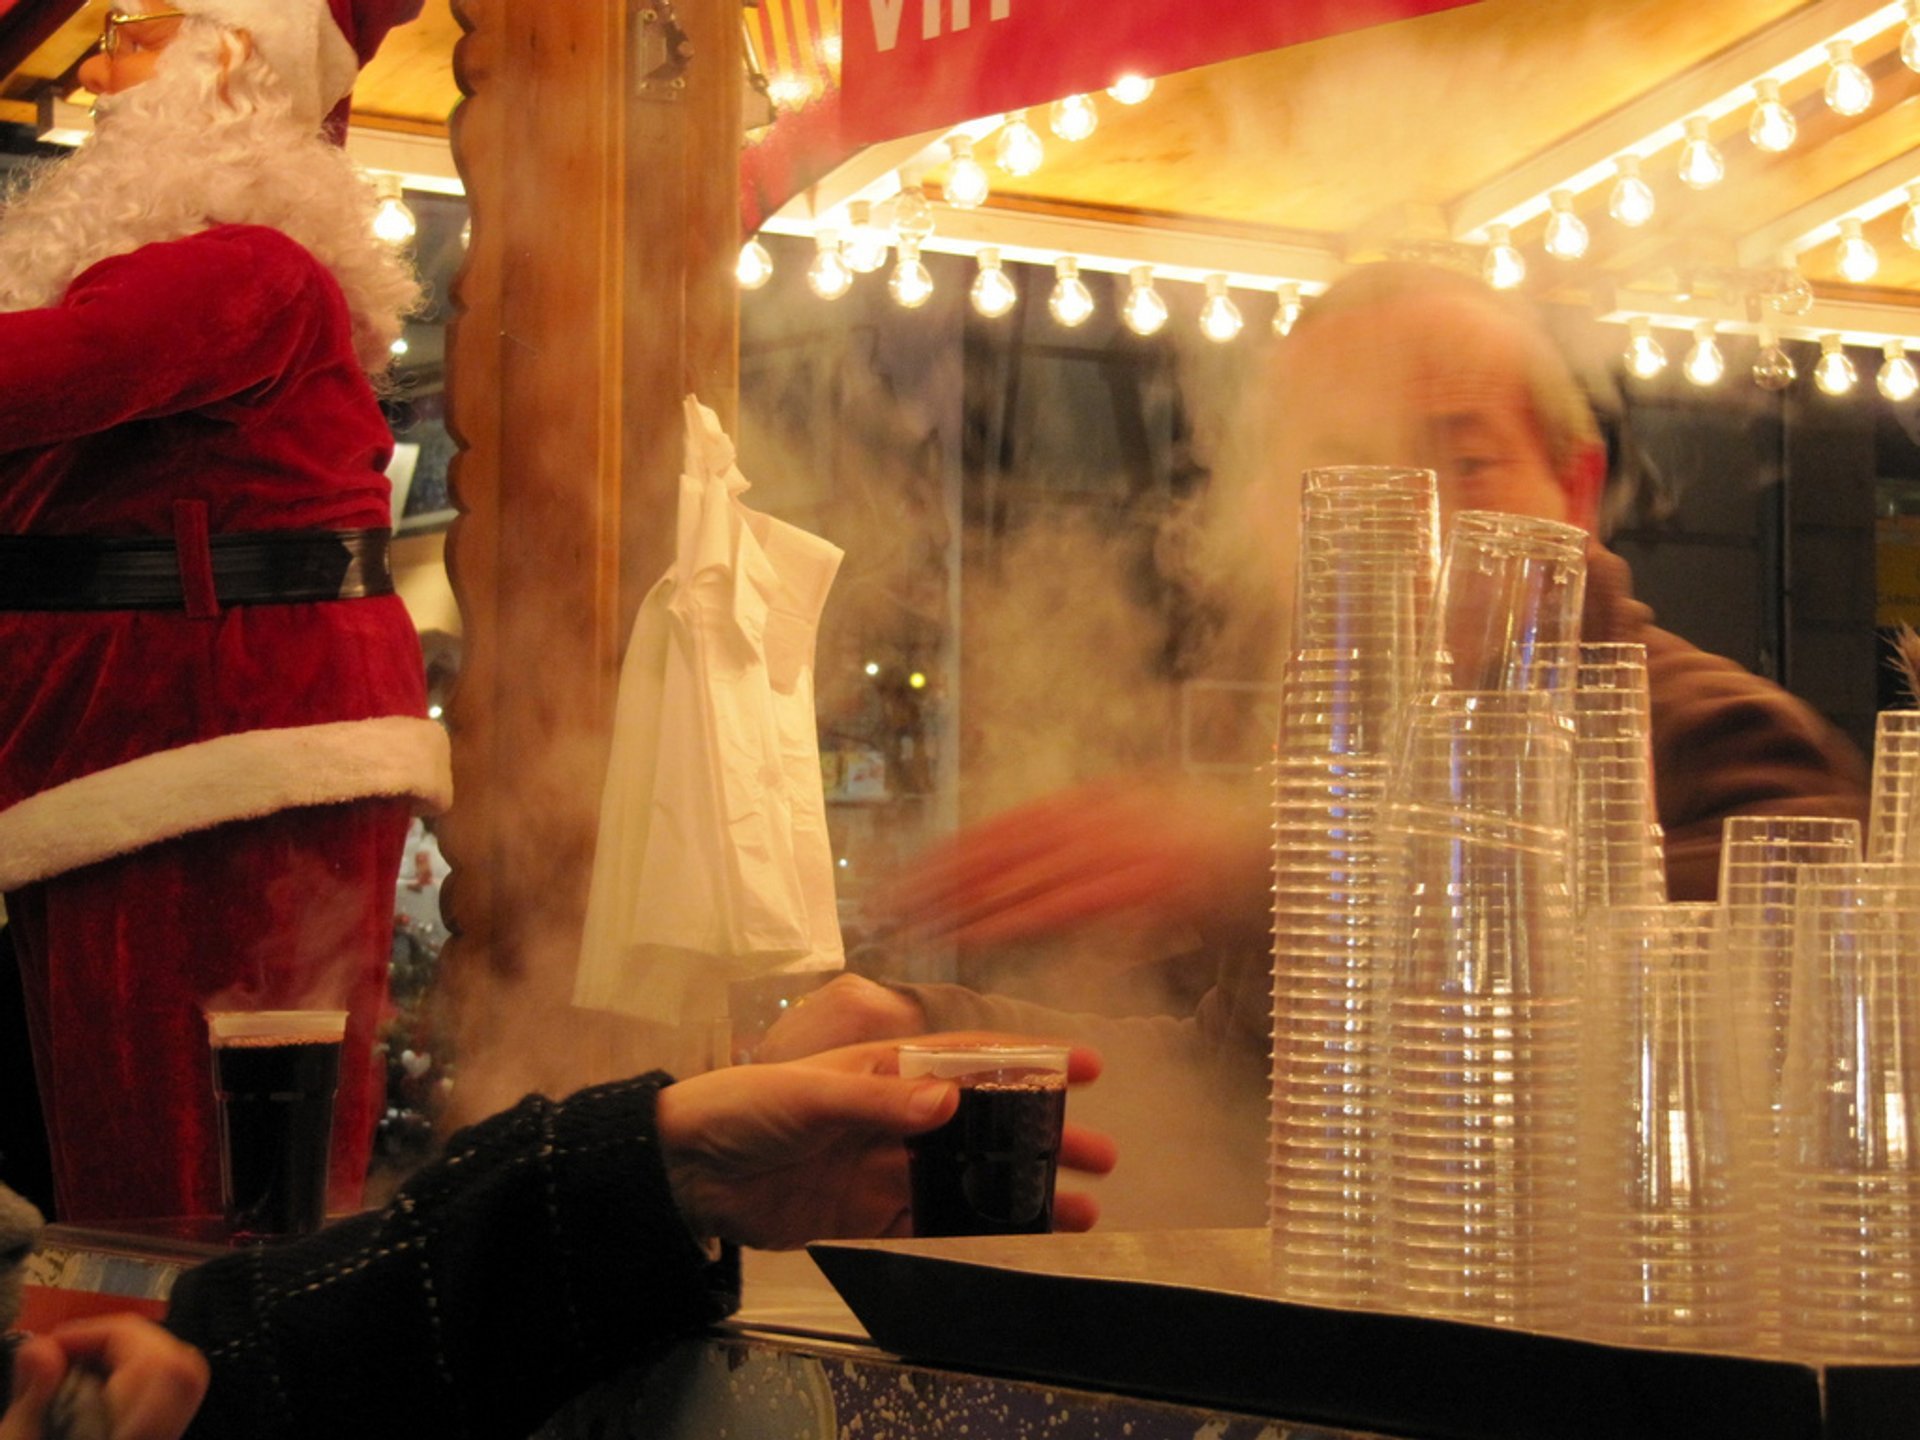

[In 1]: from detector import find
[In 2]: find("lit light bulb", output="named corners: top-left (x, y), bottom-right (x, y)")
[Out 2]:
top-left (1752, 328), bottom-right (1797, 391)
top-left (888, 240), bottom-right (934, 309)
top-left (1836, 216), bottom-right (1879, 284)
top-left (1047, 256), bottom-right (1094, 327)
top-left (1542, 189), bottom-right (1589, 261)
top-left (1623, 316), bottom-right (1667, 380)
top-left (1107, 74), bottom-right (1154, 105)
top-left (390, 336), bottom-right (410, 357)
top-left (1272, 282), bottom-right (1303, 337)
top-left (1905, 1), bottom-right (1920, 72)
top-left (1904, 185), bottom-right (1920, 251)
top-left (1682, 323), bottom-right (1725, 386)
top-left (819, 33), bottom-right (842, 67)
top-left (1049, 93), bottom-right (1098, 142)
top-left (1482, 223), bottom-right (1526, 290)
top-left (806, 230), bottom-right (853, 300)
top-left (995, 110), bottom-right (1044, 176)
top-left (892, 182), bottom-right (935, 244)
top-left (1198, 274), bottom-right (1243, 343)
top-left (1825, 39), bottom-right (1874, 116)
top-left (1880, 341), bottom-right (1920, 401)
top-left (1676, 115), bottom-right (1725, 190)
top-left (1814, 334), bottom-right (1858, 395)
top-left (1608, 155), bottom-right (1656, 228)
top-left (370, 174), bottom-right (416, 246)
top-left (944, 135), bottom-right (990, 210)
top-left (1121, 266), bottom-right (1168, 336)
top-left (736, 237), bottom-right (773, 290)
top-left (1768, 254), bottom-right (1815, 316)
top-left (970, 247), bottom-right (1018, 319)
top-left (1749, 77), bottom-right (1796, 153)
top-left (842, 200), bottom-right (889, 273)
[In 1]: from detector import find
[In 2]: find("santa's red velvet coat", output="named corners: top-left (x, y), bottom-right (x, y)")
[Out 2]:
top-left (0, 223), bottom-right (451, 1223)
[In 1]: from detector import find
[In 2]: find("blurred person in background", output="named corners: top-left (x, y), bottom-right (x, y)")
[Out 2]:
top-left (756, 261), bottom-right (1870, 1226)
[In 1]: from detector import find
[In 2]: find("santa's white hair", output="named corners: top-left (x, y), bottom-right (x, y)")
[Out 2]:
top-left (0, 16), bottom-right (418, 373)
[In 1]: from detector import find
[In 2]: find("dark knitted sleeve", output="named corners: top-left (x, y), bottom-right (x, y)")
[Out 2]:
top-left (165, 1074), bottom-right (739, 1440)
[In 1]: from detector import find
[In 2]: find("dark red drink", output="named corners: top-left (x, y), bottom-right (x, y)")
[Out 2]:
top-left (208, 1011), bottom-right (344, 1239)
top-left (906, 1073), bottom-right (1068, 1237)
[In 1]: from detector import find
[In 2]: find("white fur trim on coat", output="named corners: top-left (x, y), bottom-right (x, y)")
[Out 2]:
top-left (0, 718), bottom-right (452, 891)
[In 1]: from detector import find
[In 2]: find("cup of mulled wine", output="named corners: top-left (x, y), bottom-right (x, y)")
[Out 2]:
top-left (899, 1042), bottom-right (1070, 1237)
top-left (206, 1009), bottom-right (346, 1240)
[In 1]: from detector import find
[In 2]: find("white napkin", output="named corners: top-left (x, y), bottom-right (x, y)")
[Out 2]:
top-left (573, 396), bottom-right (845, 1026)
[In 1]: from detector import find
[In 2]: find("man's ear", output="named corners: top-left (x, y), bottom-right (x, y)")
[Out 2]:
top-left (216, 27), bottom-right (253, 99)
top-left (1562, 441), bottom-right (1606, 537)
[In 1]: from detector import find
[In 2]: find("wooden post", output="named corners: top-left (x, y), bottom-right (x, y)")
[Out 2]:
top-left (440, 0), bottom-right (741, 1115)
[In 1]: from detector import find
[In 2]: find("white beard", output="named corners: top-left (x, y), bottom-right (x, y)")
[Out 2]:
top-left (0, 21), bottom-right (417, 371)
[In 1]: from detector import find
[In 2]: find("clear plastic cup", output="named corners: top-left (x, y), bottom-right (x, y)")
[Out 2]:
top-left (1578, 904), bottom-right (1758, 1351)
top-left (1569, 644), bottom-right (1665, 915)
top-left (1866, 710), bottom-right (1920, 862)
top-left (1418, 511), bottom-right (1587, 697)
top-left (1777, 862), bottom-right (1920, 1362)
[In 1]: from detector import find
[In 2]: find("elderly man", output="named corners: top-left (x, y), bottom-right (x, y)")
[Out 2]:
top-left (0, 0), bottom-right (449, 1225)
top-left (756, 261), bottom-right (1870, 1225)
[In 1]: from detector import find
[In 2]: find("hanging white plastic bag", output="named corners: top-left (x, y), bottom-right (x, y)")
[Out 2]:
top-left (573, 396), bottom-right (845, 1026)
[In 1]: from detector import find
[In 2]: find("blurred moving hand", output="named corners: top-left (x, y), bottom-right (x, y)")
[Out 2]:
top-left (2, 1316), bottom-right (207, 1440)
top-left (873, 775), bottom-right (1269, 948)
top-left (656, 1038), bottom-right (1116, 1248)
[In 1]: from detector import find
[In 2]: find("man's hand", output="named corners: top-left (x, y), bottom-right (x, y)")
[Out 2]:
top-left (655, 1038), bottom-right (1116, 1250)
top-left (3, 1316), bottom-right (207, 1440)
top-left (753, 974), bottom-right (928, 1064)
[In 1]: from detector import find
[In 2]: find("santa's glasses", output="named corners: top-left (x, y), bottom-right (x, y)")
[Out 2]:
top-left (100, 9), bottom-right (187, 56)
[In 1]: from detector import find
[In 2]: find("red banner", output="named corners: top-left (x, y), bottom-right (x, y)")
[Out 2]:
top-left (840, 0), bottom-right (1481, 145)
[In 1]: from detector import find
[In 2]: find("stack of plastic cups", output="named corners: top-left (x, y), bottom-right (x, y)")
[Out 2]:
top-left (1384, 510), bottom-right (1587, 1331)
top-left (1717, 815), bottom-right (1862, 1353)
top-left (1567, 644), bottom-right (1666, 917)
top-left (1384, 690), bottom-right (1582, 1331)
top-left (1778, 862), bottom-right (1920, 1362)
top-left (1866, 710), bottom-right (1920, 861)
top-left (1579, 903), bottom-right (1758, 1351)
top-left (1268, 466), bottom-right (1438, 1308)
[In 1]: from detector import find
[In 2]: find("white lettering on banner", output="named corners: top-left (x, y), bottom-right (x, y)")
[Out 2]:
top-left (871, 0), bottom-right (1010, 51)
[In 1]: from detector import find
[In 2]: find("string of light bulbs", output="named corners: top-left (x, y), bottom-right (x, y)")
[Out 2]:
top-left (1610, 312), bottom-right (1920, 401)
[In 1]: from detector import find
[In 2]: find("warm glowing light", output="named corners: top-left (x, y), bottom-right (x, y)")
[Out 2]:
top-left (842, 200), bottom-right (888, 274)
top-left (970, 248), bottom-right (1019, 318)
top-left (1272, 282), bottom-right (1303, 337)
top-left (1836, 216), bottom-right (1879, 284)
top-left (888, 240), bottom-right (934, 309)
top-left (819, 33), bottom-right (842, 66)
top-left (427, 703), bottom-right (443, 720)
top-left (996, 110), bottom-right (1045, 176)
top-left (1749, 77), bottom-right (1796, 153)
top-left (1753, 328), bottom-right (1797, 391)
top-left (371, 174), bottom-right (416, 245)
top-left (1198, 274), bottom-right (1243, 343)
top-left (1676, 116), bottom-right (1724, 190)
top-left (1121, 265), bottom-right (1168, 336)
top-left (1048, 256), bottom-right (1094, 327)
top-left (1542, 190), bottom-right (1589, 261)
top-left (1825, 40), bottom-right (1873, 116)
top-left (1107, 74), bottom-right (1154, 105)
top-left (1623, 317), bottom-right (1666, 380)
top-left (736, 238), bottom-right (773, 290)
top-left (908, 671), bottom-right (928, 690)
top-left (1682, 323), bottom-right (1725, 387)
top-left (767, 72), bottom-right (813, 108)
top-left (390, 336), bottom-right (410, 357)
top-left (944, 135), bottom-right (990, 210)
top-left (892, 183), bottom-right (935, 244)
top-left (863, 661), bottom-right (880, 676)
top-left (1608, 155), bottom-right (1655, 228)
top-left (1904, 185), bottom-right (1920, 251)
top-left (1814, 334), bottom-right (1858, 395)
top-left (806, 231), bottom-right (853, 300)
top-left (1049, 93), bottom-right (1098, 142)
top-left (1482, 223), bottom-right (1526, 290)
top-left (1880, 341), bottom-right (1920, 401)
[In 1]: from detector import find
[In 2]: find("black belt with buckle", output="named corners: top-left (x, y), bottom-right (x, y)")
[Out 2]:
top-left (0, 528), bottom-right (396, 612)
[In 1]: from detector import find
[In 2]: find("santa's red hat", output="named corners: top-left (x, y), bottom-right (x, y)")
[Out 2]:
top-left (171, 0), bottom-right (425, 132)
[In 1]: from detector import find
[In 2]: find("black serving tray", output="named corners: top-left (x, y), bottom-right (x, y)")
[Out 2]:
top-left (807, 1229), bottom-right (1919, 1440)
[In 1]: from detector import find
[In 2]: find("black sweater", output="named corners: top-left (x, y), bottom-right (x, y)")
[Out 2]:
top-left (165, 1074), bottom-right (740, 1440)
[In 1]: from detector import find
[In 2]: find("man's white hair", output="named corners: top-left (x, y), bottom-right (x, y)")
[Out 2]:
top-left (0, 17), bottom-right (418, 373)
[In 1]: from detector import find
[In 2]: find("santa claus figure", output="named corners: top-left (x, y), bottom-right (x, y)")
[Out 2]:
top-left (0, 0), bottom-right (451, 1224)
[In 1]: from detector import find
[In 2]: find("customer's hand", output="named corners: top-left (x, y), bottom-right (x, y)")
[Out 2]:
top-left (2, 1316), bottom-right (207, 1440)
top-left (753, 974), bottom-right (928, 1063)
top-left (656, 1037), bottom-right (1116, 1250)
